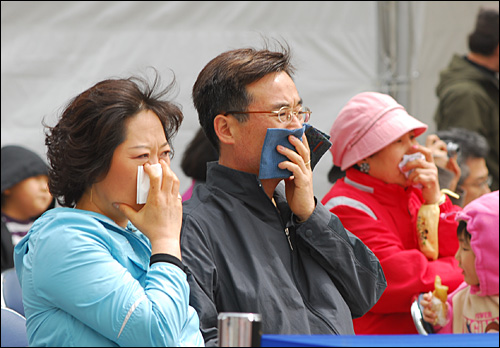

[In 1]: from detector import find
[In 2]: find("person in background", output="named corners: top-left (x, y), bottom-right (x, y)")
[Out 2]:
top-left (322, 91), bottom-right (463, 335)
top-left (180, 128), bottom-right (218, 201)
top-left (429, 128), bottom-right (491, 207)
top-left (1, 145), bottom-right (54, 272)
top-left (181, 41), bottom-right (386, 345)
top-left (434, 8), bottom-right (499, 191)
top-left (424, 134), bottom-right (461, 201)
top-left (420, 190), bottom-right (499, 333)
top-left (14, 73), bottom-right (204, 347)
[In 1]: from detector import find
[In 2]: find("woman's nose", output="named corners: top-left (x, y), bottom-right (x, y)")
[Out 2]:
top-left (147, 156), bottom-right (160, 165)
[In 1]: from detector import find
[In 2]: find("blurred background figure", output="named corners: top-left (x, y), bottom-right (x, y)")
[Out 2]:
top-left (180, 128), bottom-right (218, 201)
top-left (429, 128), bottom-right (491, 207)
top-left (434, 7), bottom-right (499, 191)
top-left (1, 145), bottom-right (54, 272)
top-left (424, 133), bottom-right (461, 203)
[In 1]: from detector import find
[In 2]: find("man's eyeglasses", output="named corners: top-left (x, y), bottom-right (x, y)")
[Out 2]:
top-left (225, 106), bottom-right (312, 124)
top-left (463, 175), bottom-right (492, 189)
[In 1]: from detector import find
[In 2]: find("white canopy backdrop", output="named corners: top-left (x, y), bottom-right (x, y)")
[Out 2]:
top-left (2, 1), bottom-right (498, 198)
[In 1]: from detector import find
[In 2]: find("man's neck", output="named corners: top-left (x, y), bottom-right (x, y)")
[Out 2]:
top-left (218, 152), bottom-right (282, 200)
top-left (260, 178), bottom-right (281, 200)
top-left (467, 52), bottom-right (499, 73)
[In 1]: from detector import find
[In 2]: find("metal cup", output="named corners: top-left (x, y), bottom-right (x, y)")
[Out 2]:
top-left (217, 312), bottom-right (262, 347)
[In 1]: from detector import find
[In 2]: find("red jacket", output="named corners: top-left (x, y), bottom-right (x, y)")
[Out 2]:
top-left (321, 168), bottom-right (464, 334)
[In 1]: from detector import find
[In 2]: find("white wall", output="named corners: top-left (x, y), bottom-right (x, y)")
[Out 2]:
top-left (1, 1), bottom-right (498, 199)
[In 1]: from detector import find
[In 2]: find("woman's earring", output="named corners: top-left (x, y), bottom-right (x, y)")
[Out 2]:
top-left (359, 162), bottom-right (370, 174)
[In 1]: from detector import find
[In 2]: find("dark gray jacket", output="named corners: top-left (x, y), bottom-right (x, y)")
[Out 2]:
top-left (181, 162), bottom-right (386, 345)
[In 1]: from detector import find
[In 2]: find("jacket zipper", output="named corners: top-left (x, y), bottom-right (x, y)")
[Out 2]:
top-left (265, 185), bottom-right (338, 334)
top-left (284, 227), bottom-right (293, 251)
top-left (265, 184), bottom-right (294, 252)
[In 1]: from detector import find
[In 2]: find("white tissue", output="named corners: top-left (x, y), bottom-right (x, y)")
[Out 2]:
top-left (136, 163), bottom-right (162, 204)
top-left (398, 152), bottom-right (425, 189)
top-left (430, 296), bottom-right (449, 327)
top-left (398, 152), bottom-right (425, 178)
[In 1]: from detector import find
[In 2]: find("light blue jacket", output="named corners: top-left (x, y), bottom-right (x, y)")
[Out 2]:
top-left (14, 208), bottom-right (204, 347)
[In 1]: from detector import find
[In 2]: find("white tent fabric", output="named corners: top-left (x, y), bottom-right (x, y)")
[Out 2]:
top-left (1, 1), bottom-right (498, 197)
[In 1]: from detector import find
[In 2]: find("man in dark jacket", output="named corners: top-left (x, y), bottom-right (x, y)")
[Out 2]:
top-left (434, 8), bottom-right (499, 191)
top-left (180, 41), bottom-right (387, 346)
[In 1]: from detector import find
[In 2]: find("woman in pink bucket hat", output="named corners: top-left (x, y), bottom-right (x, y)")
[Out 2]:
top-left (321, 92), bottom-right (464, 334)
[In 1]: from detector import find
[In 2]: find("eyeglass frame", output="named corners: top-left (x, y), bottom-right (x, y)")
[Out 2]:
top-left (224, 105), bottom-right (312, 124)
top-left (461, 175), bottom-right (492, 189)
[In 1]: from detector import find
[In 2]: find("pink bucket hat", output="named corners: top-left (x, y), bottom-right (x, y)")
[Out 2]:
top-left (330, 92), bottom-right (428, 171)
top-left (455, 190), bottom-right (499, 296)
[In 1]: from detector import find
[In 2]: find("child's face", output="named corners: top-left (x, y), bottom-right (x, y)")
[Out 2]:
top-left (455, 234), bottom-right (479, 286)
top-left (4, 175), bottom-right (52, 219)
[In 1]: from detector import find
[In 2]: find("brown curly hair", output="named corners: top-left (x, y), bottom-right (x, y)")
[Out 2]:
top-left (45, 71), bottom-right (183, 207)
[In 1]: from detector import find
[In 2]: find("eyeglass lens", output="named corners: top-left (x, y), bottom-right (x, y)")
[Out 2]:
top-left (278, 107), bottom-right (311, 123)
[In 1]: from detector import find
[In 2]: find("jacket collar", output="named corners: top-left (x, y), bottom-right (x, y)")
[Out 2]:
top-left (205, 162), bottom-right (290, 223)
top-left (451, 54), bottom-right (499, 89)
top-left (463, 55), bottom-right (498, 79)
top-left (344, 168), bottom-right (413, 205)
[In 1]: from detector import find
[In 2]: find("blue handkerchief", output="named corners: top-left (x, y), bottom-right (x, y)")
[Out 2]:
top-left (258, 124), bottom-right (332, 180)
top-left (259, 126), bottom-right (305, 179)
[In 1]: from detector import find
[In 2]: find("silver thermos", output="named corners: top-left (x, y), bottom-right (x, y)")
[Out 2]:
top-left (217, 312), bottom-right (262, 347)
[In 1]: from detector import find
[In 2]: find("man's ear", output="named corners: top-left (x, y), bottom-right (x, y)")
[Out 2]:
top-left (214, 114), bottom-right (236, 145)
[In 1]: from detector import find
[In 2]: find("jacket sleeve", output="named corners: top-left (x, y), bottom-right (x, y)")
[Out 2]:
top-left (294, 202), bottom-right (387, 318)
top-left (437, 197), bottom-right (462, 257)
top-left (31, 216), bottom-right (202, 347)
top-left (180, 213), bottom-right (219, 347)
top-left (408, 193), bottom-right (461, 258)
top-left (327, 203), bottom-right (464, 315)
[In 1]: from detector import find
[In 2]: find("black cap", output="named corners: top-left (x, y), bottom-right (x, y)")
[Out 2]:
top-left (1, 145), bottom-right (49, 193)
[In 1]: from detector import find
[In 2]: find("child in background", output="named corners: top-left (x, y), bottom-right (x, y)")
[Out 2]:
top-left (1, 145), bottom-right (54, 271)
top-left (420, 190), bottom-right (499, 333)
